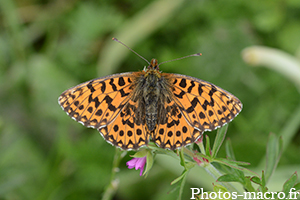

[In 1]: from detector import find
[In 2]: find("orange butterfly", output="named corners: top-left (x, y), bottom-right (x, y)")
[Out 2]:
top-left (58, 38), bottom-right (242, 150)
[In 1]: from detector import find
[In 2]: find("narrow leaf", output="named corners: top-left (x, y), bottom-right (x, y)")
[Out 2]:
top-left (293, 182), bottom-right (300, 191)
top-left (225, 138), bottom-right (236, 160)
top-left (217, 174), bottom-right (240, 182)
top-left (143, 151), bottom-right (154, 176)
top-left (282, 172), bottom-right (298, 197)
top-left (205, 135), bottom-right (211, 156)
top-left (265, 133), bottom-right (283, 183)
top-left (177, 170), bottom-right (188, 200)
top-left (171, 170), bottom-right (188, 185)
top-left (212, 125), bottom-right (228, 158)
top-left (179, 147), bottom-right (186, 168)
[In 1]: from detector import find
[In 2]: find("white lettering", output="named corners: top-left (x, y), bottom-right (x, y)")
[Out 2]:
top-left (289, 188), bottom-right (298, 199)
top-left (257, 192), bottom-right (263, 199)
top-left (223, 192), bottom-right (231, 199)
top-left (190, 188), bottom-right (200, 199)
top-left (244, 192), bottom-right (256, 199)
top-left (270, 191), bottom-right (277, 199)
top-left (263, 191), bottom-right (270, 199)
top-left (231, 192), bottom-right (238, 199)
top-left (277, 192), bottom-right (285, 199)
top-left (209, 191), bottom-right (217, 199)
top-left (189, 187), bottom-right (299, 199)
top-left (218, 190), bottom-right (223, 199)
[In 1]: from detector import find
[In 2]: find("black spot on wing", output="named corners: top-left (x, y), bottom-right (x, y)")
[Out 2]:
top-left (118, 77), bottom-right (125, 86)
top-left (179, 79), bottom-right (187, 88)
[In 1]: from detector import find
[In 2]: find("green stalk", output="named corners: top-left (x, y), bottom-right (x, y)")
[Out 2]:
top-left (102, 148), bottom-right (126, 200)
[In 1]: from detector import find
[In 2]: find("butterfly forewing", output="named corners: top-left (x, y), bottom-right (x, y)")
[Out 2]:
top-left (164, 74), bottom-right (242, 132)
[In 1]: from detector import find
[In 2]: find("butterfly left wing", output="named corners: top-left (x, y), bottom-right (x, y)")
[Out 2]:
top-left (58, 72), bottom-right (148, 150)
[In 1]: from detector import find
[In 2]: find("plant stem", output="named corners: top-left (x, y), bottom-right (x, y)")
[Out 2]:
top-left (102, 148), bottom-right (126, 200)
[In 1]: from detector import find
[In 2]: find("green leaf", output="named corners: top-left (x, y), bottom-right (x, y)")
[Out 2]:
top-left (217, 174), bottom-right (240, 182)
top-left (214, 158), bottom-right (250, 166)
top-left (212, 125), bottom-right (228, 158)
top-left (261, 170), bottom-right (266, 187)
top-left (143, 151), bottom-right (154, 176)
top-left (250, 176), bottom-right (261, 185)
top-left (282, 172), bottom-right (298, 197)
top-left (171, 170), bottom-right (188, 185)
top-left (132, 149), bottom-right (148, 158)
top-left (225, 139), bottom-right (236, 161)
top-left (213, 158), bottom-right (252, 175)
top-left (170, 169), bottom-right (190, 200)
top-left (293, 182), bottom-right (300, 191)
top-left (265, 133), bottom-right (283, 183)
top-left (205, 135), bottom-right (211, 156)
top-left (177, 171), bottom-right (188, 200)
top-left (258, 171), bottom-right (269, 193)
top-left (217, 167), bottom-right (246, 186)
top-left (179, 147), bottom-right (186, 168)
top-left (235, 168), bottom-right (246, 184)
top-left (244, 177), bottom-right (256, 192)
top-left (148, 144), bottom-right (179, 159)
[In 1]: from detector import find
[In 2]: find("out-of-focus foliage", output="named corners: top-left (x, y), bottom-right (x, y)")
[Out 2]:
top-left (0, 0), bottom-right (299, 199)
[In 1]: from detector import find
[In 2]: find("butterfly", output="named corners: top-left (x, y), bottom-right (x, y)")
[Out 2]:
top-left (58, 38), bottom-right (242, 150)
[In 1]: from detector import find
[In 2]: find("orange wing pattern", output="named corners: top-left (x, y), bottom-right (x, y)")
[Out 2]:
top-left (59, 72), bottom-right (148, 150)
top-left (167, 74), bottom-right (242, 130)
top-left (151, 99), bottom-right (202, 150)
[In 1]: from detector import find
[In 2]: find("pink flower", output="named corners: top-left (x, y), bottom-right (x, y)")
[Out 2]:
top-left (126, 156), bottom-right (147, 176)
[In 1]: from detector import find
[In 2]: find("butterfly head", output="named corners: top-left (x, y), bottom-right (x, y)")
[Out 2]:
top-left (149, 58), bottom-right (159, 70)
top-left (143, 58), bottom-right (161, 78)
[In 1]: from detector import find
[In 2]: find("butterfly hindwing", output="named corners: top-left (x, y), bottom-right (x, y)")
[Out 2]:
top-left (99, 99), bottom-right (149, 150)
top-left (152, 100), bottom-right (202, 150)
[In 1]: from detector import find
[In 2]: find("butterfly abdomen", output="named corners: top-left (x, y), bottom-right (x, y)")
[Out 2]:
top-left (143, 73), bottom-right (161, 131)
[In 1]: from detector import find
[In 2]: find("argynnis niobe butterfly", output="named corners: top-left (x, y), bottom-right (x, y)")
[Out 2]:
top-left (58, 38), bottom-right (242, 150)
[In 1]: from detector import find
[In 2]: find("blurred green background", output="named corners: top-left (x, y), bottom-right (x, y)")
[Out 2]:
top-left (1, 0), bottom-right (300, 199)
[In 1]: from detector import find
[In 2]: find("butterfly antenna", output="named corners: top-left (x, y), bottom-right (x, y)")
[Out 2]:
top-left (158, 53), bottom-right (202, 66)
top-left (112, 38), bottom-right (150, 65)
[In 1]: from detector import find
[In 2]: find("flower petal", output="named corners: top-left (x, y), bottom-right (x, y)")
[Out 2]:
top-left (126, 156), bottom-right (147, 176)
